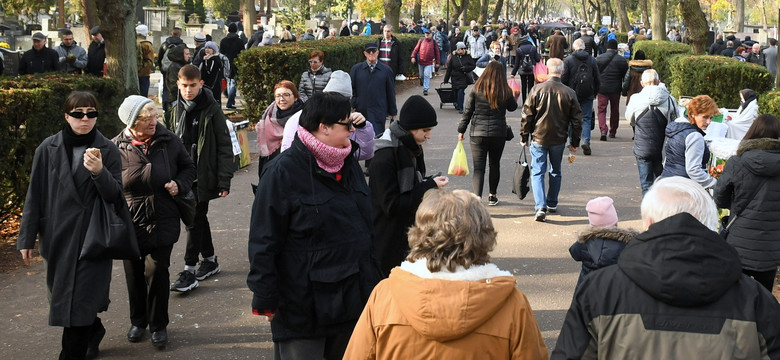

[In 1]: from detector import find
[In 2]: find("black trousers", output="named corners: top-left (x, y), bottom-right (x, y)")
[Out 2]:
top-left (518, 74), bottom-right (535, 106)
top-left (184, 194), bottom-right (214, 266)
top-left (469, 136), bottom-right (506, 197)
top-left (743, 268), bottom-right (778, 293)
top-left (124, 244), bottom-right (174, 332)
top-left (59, 317), bottom-right (103, 360)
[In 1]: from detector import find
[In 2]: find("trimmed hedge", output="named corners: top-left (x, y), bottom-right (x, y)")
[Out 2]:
top-left (632, 40), bottom-right (692, 83)
top-left (235, 34), bottom-right (423, 121)
top-left (759, 90), bottom-right (780, 118)
top-left (0, 74), bottom-right (124, 221)
top-left (668, 55), bottom-right (773, 108)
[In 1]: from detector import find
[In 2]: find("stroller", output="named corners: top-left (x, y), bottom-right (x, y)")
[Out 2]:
top-left (435, 82), bottom-right (457, 109)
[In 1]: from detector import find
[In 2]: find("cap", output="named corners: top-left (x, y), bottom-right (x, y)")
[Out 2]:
top-left (32, 32), bottom-right (46, 41)
top-left (194, 33), bottom-right (206, 42)
top-left (135, 24), bottom-right (149, 37)
top-left (422, 28), bottom-right (430, 33)
top-left (472, 26), bottom-right (480, 31)
top-left (364, 42), bottom-right (378, 51)
top-left (90, 26), bottom-right (100, 36)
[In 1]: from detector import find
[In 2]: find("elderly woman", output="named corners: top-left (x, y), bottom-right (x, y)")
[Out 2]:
top-left (18, 91), bottom-right (123, 359)
top-left (726, 88), bottom-right (759, 140)
top-left (248, 92), bottom-right (381, 360)
top-left (443, 41), bottom-right (476, 114)
top-left (256, 80), bottom-right (304, 178)
top-left (112, 96), bottom-right (196, 348)
top-left (661, 95), bottom-right (718, 189)
top-left (199, 41), bottom-right (230, 106)
top-left (714, 114), bottom-right (780, 292)
top-left (343, 189), bottom-right (549, 359)
top-left (297, 50), bottom-right (332, 101)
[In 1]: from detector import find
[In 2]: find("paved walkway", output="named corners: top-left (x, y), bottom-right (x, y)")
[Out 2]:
top-left (0, 72), bottom-right (645, 359)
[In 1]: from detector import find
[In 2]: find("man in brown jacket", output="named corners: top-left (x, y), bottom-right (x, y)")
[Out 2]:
top-left (135, 24), bottom-right (155, 98)
top-left (547, 29), bottom-right (568, 60)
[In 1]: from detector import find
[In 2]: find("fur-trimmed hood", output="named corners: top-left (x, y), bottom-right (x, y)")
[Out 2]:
top-left (735, 137), bottom-right (780, 178)
top-left (737, 137), bottom-right (780, 156)
top-left (577, 226), bottom-right (640, 244)
top-left (628, 59), bottom-right (653, 68)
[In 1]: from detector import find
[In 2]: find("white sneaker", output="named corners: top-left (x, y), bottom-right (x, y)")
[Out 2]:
top-left (395, 74), bottom-right (407, 81)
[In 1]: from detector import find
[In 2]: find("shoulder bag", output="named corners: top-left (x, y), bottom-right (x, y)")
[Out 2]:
top-left (80, 196), bottom-right (141, 261)
top-left (162, 147), bottom-right (197, 227)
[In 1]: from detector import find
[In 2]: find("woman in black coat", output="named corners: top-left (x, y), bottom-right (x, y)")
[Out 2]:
top-left (713, 114), bottom-right (780, 292)
top-left (199, 41), bottom-right (229, 106)
top-left (18, 91), bottom-right (123, 359)
top-left (457, 61), bottom-right (518, 206)
top-left (443, 42), bottom-right (476, 113)
top-left (113, 96), bottom-right (196, 348)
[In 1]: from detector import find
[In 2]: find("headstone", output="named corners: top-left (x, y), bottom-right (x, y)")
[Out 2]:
top-left (1, 47), bottom-right (21, 76)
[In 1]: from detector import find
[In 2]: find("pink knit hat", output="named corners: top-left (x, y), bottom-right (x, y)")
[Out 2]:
top-left (586, 196), bottom-right (618, 227)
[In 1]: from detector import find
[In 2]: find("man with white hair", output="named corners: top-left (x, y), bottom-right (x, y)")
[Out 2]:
top-left (561, 38), bottom-right (600, 155)
top-left (745, 43), bottom-right (765, 66)
top-left (552, 176), bottom-right (780, 359)
top-left (625, 69), bottom-right (678, 195)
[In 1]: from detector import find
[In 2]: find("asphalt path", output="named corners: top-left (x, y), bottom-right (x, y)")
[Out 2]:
top-left (0, 72), bottom-right (645, 359)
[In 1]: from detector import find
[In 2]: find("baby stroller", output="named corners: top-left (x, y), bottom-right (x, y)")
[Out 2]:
top-left (435, 82), bottom-right (457, 109)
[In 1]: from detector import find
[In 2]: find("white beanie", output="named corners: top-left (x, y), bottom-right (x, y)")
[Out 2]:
top-left (323, 70), bottom-right (352, 98)
top-left (118, 95), bottom-right (154, 129)
top-left (135, 24), bottom-right (149, 37)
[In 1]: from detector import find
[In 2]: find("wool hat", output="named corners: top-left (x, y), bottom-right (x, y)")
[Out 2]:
top-left (323, 70), bottom-right (352, 98)
top-left (456, 41), bottom-right (467, 50)
top-left (194, 33), bottom-right (206, 42)
top-left (118, 95), bottom-right (154, 129)
top-left (399, 95), bottom-right (437, 130)
top-left (204, 41), bottom-right (218, 52)
top-left (607, 39), bottom-right (618, 49)
top-left (364, 42), bottom-right (378, 51)
top-left (90, 26), bottom-right (100, 36)
top-left (135, 24), bottom-right (149, 37)
top-left (586, 196), bottom-right (618, 227)
top-left (32, 32), bottom-right (46, 41)
top-left (228, 22), bottom-right (238, 33)
top-left (633, 50), bottom-right (646, 60)
top-left (472, 26), bottom-right (480, 32)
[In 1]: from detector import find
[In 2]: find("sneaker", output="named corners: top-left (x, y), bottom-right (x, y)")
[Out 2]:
top-left (609, 134), bottom-right (616, 138)
top-left (458, 110), bottom-right (464, 114)
top-left (226, 105), bottom-right (236, 110)
top-left (581, 143), bottom-right (591, 156)
top-left (547, 206), bottom-right (557, 213)
top-left (195, 257), bottom-right (221, 280)
top-left (534, 209), bottom-right (547, 222)
top-left (600, 134), bottom-right (607, 141)
top-left (394, 74), bottom-right (407, 81)
top-left (423, 90), bottom-right (429, 96)
top-left (488, 195), bottom-right (499, 206)
top-left (171, 271), bottom-right (199, 292)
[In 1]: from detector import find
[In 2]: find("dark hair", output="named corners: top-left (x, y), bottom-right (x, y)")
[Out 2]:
top-left (743, 114), bottom-right (780, 140)
top-left (299, 93), bottom-right (351, 132)
top-left (60, 29), bottom-right (73, 37)
top-left (770, 38), bottom-right (777, 46)
top-left (62, 91), bottom-right (98, 113)
top-left (171, 27), bottom-right (182, 37)
top-left (309, 50), bottom-right (325, 62)
top-left (178, 64), bottom-right (201, 80)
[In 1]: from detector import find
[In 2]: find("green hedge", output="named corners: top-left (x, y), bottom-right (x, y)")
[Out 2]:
top-left (616, 32), bottom-right (628, 43)
top-left (0, 74), bottom-right (124, 221)
top-left (632, 40), bottom-right (692, 83)
top-left (236, 35), bottom-right (423, 122)
top-left (759, 90), bottom-right (780, 118)
top-left (668, 55), bottom-right (773, 108)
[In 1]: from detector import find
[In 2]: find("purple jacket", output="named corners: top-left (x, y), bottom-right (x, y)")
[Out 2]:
top-left (281, 110), bottom-right (375, 160)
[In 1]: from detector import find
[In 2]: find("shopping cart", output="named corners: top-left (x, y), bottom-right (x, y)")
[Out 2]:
top-left (435, 82), bottom-right (457, 109)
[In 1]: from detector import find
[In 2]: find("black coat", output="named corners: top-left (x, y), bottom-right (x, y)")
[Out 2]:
top-left (458, 88), bottom-right (518, 137)
top-left (19, 47), bottom-right (59, 75)
top-left (86, 40), bottom-right (105, 76)
top-left (708, 39), bottom-right (726, 55)
top-left (113, 124), bottom-right (196, 252)
top-left (443, 52), bottom-right (475, 89)
top-left (713, 138), bottom-right (780, 271)
top-left (219, 33), bottom-right (245, 78)
top-left (449, 33), bottom-right (464, 55)
top-left (156, 36), bottom-right (183, 70)
top-left (596, 50), bottom-right (628, 94)
top-left (375, 35), bottom-right (404, 75)
top-left (511, 40), bottom-right (541, 76)
top-left (247, 136), bottom-right (381, 341)
top-left (18, 130), bottom-right (123, 327)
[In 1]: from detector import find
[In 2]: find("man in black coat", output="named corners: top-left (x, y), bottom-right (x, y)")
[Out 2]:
top-left (85, 26), bottom-right (105, 76)
top-left (220, 22), bottom-right (246, 109)
top-left (595, 40), bottom-right (628, 143)
top-left (708, 34), bottom-right (726, 55)
top-left (721, 40), bottom-right (736, 57)
top-left (19, 32), bottom-right (59, 75)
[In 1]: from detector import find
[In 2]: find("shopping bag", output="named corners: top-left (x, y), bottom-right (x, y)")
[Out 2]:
top-left (534, 61), bottom-right (548, 83)
top-left (508, 79), bottom-right (521, 101)
top-left (447, 140), bottom-right (470, 176)
top-left (512, 146), bottom-right (531, 200)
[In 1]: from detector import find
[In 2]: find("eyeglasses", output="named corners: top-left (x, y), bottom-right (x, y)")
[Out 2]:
top-left (333, 120), bottom-right (354, 130)
top-left (309, 60), bottom-right (321, 64)
top-left (275, 93), bottom-right (294, 99)
top-left (365, 49), bottom-right (378, 54)
top-left (67, 111), bottom-right (99, 119)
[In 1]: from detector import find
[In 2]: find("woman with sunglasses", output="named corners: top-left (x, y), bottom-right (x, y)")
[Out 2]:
top-left (255, 80), bottom-right (304, 179)
top-left (18, 91), bottom-right (123, 359)
top-left (112, 96), bottom-right (196, 348)
top-left (297, 50), bottom-right (332, 101)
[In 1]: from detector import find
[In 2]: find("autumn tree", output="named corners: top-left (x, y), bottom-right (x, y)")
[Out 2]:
top-left (95, 0), bottom-right (139, 95)
top-left (385, 0), bottom-right (401, 31)
top-left (679, 0), bottom-right (707, 53)
top-left (735, 0), bottom-right (744, 31)
top-left (617, 0), bottom-right (631, 31)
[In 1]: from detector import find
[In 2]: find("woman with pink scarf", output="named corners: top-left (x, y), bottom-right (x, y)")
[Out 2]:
top-left (255, 80), bottom-right (304, 179)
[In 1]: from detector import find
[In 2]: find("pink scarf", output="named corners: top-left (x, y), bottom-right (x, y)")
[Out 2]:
top-left (297, 127), bottom-right (352, 173)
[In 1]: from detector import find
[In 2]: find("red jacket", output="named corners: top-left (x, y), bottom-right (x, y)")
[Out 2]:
top-left (411, 38), bottom-right (440, 66)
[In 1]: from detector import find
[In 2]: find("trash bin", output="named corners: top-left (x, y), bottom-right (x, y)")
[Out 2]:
top-left (232, 120), bottom-right (251, 169)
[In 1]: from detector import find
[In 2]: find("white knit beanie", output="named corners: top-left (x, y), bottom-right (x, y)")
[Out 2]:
top-left (118, 95), bottom-right (154, 129)
top-left (323, 70), bottom-right (352, 98)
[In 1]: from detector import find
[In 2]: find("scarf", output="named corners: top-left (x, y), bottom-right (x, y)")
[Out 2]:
top-left (390, 121), bottom-right (423, 157)
top-left (297, 127), bottom-right (352, 174)
top-left (62, 124), bottom-right (97, 161)
top-left (740, 90), bottom-right (757, 111)
top-left (255, 100), bottom-right (302, 157)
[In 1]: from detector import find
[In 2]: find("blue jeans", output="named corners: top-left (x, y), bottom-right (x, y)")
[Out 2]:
top-left (138, 76), bottom-right (150, 98)
top-left (636, 157), bottom-right (663, 195)
top-left (456, 88), bottom-right (465, 110)
top-left (226, 78), bottom-right (237, 108)
top-left (529, 142), bottom-right (565, 211)
top-left (418, 64), bottom-right (433, 91)
top-left (570, 98), bottom-right (593, 145)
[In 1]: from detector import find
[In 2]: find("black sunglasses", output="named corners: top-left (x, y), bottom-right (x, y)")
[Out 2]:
top-left (67, 111), bottom-right (99, 119)
top-left (365, 49), bottom-right (378, 53)
top-left (333, 120), bottom-right (354, 129)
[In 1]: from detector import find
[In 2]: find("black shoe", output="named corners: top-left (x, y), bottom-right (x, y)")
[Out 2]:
top-left (609, 134), bottom-right (616, 138)
top-left (547, 206), bottom-right (558, 213)
top-left (151, 329), bottom-right (168, 348)
top-left (85, 321), bottom-right (106, 359)
top-left (581, 143), bottom-right (591, 155)
top-left (170, 271), bottom-right (199, 292)
top-left (423, 90), bottom-right (429, 96)
top-left (127, 325), bottom-right (146, 343)
top-left (195, 257), bottom-right (221, 281)
top-left (600, 134), bottom-right (607, 141)
top-left (488, 195), bottom-right (499, 206)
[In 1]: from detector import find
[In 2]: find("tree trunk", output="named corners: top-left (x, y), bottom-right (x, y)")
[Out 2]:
top-left (640, 0), bottom-right (649, 28)
top-left (453, 0), bottom-right (470, 25)
top-left (384, 0), bottom-right (401, 33)
top-left (96, 0), bottom-right (138, 96)
top-left (580, 0), bottom-right (587, 22)
top-left (617, 0), bottom-right (631, 31)
top-left (477, 0), bottom-right (488, 24)
top-left (678, 0), bottom-right (707, 53)
top-left (81, 0), bottom-right (98, 40)
top-left (651, 0), bottom-right (665, 43)
top-left (735, 0), bottom-right (744, 32)
top-left (491, 0), bottom-right (504, 23)
top-left (243, 0), bottom-right (256, 39)
top-left (413, 0), bottom-right (422, 23)
top-left (58, 0), bottom-right (66, 28)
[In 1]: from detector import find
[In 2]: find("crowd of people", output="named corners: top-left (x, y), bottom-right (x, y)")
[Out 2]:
top-left (12, 14), bottom-right (780, 360)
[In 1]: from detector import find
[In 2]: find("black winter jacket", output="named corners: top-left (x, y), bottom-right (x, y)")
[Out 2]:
top-left (113, 124), bottom-right (196, 253)
top-left (458, 88), bottom-right (518, 138)
top-left (561, 51), bottom-right (601, 101)
top-left (510, 40), bottom-right (541, 76)
top-left (708, 39), bottom-right (726, 55)
top-left (247, 136), bottom-right (381, 341)
top-left (165, 44), bottom-right (189, 101)
top-left (219, 33), bottom-right (245, 78)
top-left (596, 50), bottom-right (628, 94)
top-left (713, 138), bottom-right (780, 271)
top-left (86, 40), bottom-right (105, 76)
top-left (19, 47), bottom-right (59, 75)
top-left (553, 213), bottom-right (780, 359)
top-left (443, 52), bottom-right (475, 90)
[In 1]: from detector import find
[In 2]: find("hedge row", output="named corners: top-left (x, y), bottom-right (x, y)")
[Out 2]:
top-left (668, 55), bottom-right (773, 108)
top-left (632, 40), bottom-right (692, 83)
top-left (235, 34), bottom-right (423, 121)
top-left (0, 74), bottom-right (124, 221)
top-left (759, 90), bottom-right (780, 117)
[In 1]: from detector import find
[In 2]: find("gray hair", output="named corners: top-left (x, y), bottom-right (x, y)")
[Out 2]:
top-left (547, 58), bottom-right (563, 76)
top-left (641, 69), bottom-right (660, 86)
top-left (641, 177), bottom-right (719, 231)
top-left (383, 24), bottom-right (393, 31)
top-left (572, 39), bottom-right (585, 51)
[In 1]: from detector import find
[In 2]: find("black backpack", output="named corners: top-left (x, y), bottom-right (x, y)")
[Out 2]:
top-left (572, 61), bottom-right (594, 99)
top-left (520, 53), bottom-right (533, 73)
top-left (633, 104), bottom-right (671, 160)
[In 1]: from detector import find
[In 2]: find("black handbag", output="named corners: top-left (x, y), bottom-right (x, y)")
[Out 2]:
top-left (506, 125), bottom-right (515, 141)
top-left (80, 196), bottom-right (141, 261)
top-left (466, 71), bottom-right (479, 85)
top-left (512, 146), bottom-right (530, 200)
top-left (163, 147), bottom-right (197, 227)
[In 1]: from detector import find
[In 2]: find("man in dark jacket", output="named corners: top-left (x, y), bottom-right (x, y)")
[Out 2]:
top-left (708, 34), bottom-right (726, 55)
top-left (443, 42), bottom-right (476, 113)
top-left (167, 65), bottom-right (234, 293)
top-left (19, 32), bottom-right (59, 75)
top-left (521, 58), bottom-right (582, 222)
top-left (220, 22), bottom-right (246, 109)
top-left (351, 43), bottom-right (398, 135)
top-left (510, 35), bottom-right (541, 105)
top-left (722, 40), bottom-right (736, 57)
top-left (745, 43), bottom-right (765, 66)
top-left (579, 27), bottom-right (598, 57)
top-left (562, 38), bottom-right (600, 155)
top-left (546, 29), bottom-right (568, 60)
top-left (595, 40), bottom-right (628, 143)
top-left (376, 24), bottom-right (404, 80)
top-left (157, 27), bottom-right (184, 111)
top-left (85, 26), bottom-right (105, 76)
top-left (552, 176), bottom-right (780, 360)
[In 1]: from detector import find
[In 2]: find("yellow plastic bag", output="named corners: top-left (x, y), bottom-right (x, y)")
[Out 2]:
top-left (447, 140), bottom-right (470, 176)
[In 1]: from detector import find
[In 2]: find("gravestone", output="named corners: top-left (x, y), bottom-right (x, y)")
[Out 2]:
top-left (0, 47), bottom-right (21, 76)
